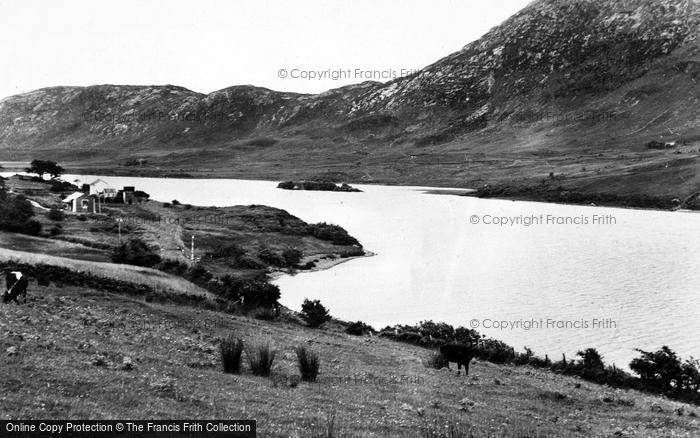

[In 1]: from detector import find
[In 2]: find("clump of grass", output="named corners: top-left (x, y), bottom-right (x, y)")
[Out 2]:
top-left (423, 351), bottom-right (449, 369)
top-left (296, 346), bottom-right (320, 382)
top-left (246, 342), bottom-right (276, 376)
top-left (220, 336), bottom-right (244, 374)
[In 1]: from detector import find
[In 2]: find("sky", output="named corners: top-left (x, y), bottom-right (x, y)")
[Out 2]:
top-left (0, 0), bottom-right (532, 100)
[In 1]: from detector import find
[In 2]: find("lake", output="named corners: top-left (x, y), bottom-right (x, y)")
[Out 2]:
top-left (66, 175), bottom-right (700, 367)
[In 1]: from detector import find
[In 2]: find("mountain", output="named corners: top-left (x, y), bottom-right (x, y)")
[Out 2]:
top-left (1, 0), bottom-right (699, 202)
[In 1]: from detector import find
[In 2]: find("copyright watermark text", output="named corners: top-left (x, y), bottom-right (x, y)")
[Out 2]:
top-left (469, 318), bottom-right (617, 331)
top-left (277, 67), bottom-right (420, 81)
top-left (469, 213), bottom-right (617, 226)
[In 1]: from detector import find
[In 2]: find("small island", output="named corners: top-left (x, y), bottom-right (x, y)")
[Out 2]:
top-left (277, 180), bottom-right (362, 192)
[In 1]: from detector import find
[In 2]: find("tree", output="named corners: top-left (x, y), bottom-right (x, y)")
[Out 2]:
top-left (577, 348), bottom-right (605, 372)
top-left (0, 189), bottom-right (42, 235)
top-left (576, 348), bottom-right (606, 380)
top-left (630, 346), bottom-right (683, 391)
top-left (300, 298), bottom-right (331, 328)
top-left (25, 160), bottom-right (64, 179)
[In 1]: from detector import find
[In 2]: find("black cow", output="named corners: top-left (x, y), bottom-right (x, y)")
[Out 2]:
top-left (4, 272), bottom-right (28, 304)
top-left (440, 343), bottom-right (477, 376)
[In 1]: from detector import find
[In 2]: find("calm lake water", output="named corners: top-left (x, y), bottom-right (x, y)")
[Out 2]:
top-left (67, 175), bottom-right (700, 367)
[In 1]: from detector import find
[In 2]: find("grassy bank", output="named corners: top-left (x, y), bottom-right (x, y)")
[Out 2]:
top-left (470, 183), bottom-right (700, 211)
top-left (1, 282), bottom-right (698, 437)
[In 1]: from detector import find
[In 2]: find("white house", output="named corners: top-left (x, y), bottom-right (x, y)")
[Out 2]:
top-left (63, 191), bottom-right (98, 213)
top-left (88, 179), bottom-right (110, 196)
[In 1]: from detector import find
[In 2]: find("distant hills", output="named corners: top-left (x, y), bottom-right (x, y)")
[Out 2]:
top-left (1, 0), bottom-right (699, 201)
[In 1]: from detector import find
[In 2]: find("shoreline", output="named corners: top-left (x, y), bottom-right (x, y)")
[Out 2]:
top-left (66, 168), bottom-right (700, 212)
top-left (4, 168), bottom-right (697, 213)
top-left (267, 250), bottom-right (375, 282)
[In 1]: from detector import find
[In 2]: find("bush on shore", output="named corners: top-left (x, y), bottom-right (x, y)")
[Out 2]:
top-left (380, 320), bottom-right (700, 404)
top-left (300, 299), bottom-right (331, 328)
top-left (308, 223), bottom-right (361, 246)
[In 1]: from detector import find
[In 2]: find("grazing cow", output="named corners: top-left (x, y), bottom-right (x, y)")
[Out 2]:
top-left (4, 271), bottom-right (28, 304)
top-left (440, 343), bottom-right (477, 376)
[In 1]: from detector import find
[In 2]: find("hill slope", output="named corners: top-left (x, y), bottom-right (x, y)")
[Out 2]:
top-left (1, 283), bottom-right (698, 436)
top-left (1, 0), bottom-right (699, 199)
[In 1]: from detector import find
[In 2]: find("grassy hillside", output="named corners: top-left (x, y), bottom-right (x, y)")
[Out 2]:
top-left (0, 247), bottom-right (211, 298)
top-left (1, 282), bottom-right (698, 437)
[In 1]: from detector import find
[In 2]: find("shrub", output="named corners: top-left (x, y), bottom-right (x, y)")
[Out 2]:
top-left (395, 331), bottom-right (423, 345)
top-left (171, 199), bottom-right (181, 205)
top-left (681, 358), bottom-right (700, 392)
top-left (156, 259), bottom-right (189, 276)
top-left (258, 247), bottom-right (286, 267)
top-left (220, 336), bottom-right (244, 374)
top-left (299, 261), bottom-right (316, 270)
top-left (47, 208), bottom-right (65, 221)
top-left (216, 275), bottom-right (281, 309)
top-left (308, 222), bottom-right (360, 246)
top-left (49, 224), bottom-right (62, 236)
top-left (423, 351), bottom-right (449, 369)
top-left (277, 181), bottom-right (295, 190)
top-left (577, 348), bottom-right (606, 381)
top-left (630, 346), bottom-right (684, 391)
top-left (240, 280), bottom-right (281, 308)
top-left (345, 320), bottom-right (375, 336)
top-left (281, 248), bottom-right (303, 267)
top-left (0, 190), bottom-right (42, 235)
top-left (296, 346), bottom-right (320, 382)
top-left (300, 299), bottom-right (331, 328)
top-left (185, 265), bottom-right (213, 286)
top-left (111, 238), bottom-right (162, 267)
top-left (246, 342), bottom-right (276, 376)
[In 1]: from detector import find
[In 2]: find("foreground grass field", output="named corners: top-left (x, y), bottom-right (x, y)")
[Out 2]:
top-left (1, 282), bottom-right (697, 437)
